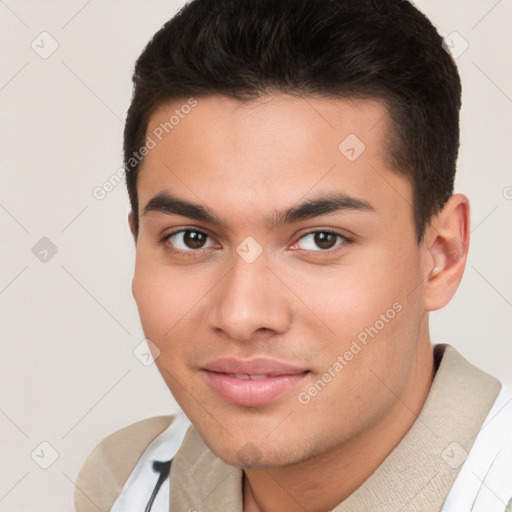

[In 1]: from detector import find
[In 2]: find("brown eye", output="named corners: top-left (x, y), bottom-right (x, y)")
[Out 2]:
top-left (314, 232), bottom-right (337, 249)
top-left (183, 230), bottom-right (207, 249)
top-left (165, 229), bottom-right (214, 252)
top-left (296, 231), bottom-right (346, 251)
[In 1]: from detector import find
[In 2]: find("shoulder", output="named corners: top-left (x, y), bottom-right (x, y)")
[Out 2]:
top-left (74, 415), bottom-right (175, 512)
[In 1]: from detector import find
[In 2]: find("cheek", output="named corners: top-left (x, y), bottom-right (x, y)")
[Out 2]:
top-left (286, 259), bottom-right (407, 342)
top-left (289, 245), bottom-right (423, 371)
top-left (132, 259), bottom-right (204, 399)
top-left (132, 253), bottom-right (203, 343)
top-left (287, 260), bottom-right (423, 435)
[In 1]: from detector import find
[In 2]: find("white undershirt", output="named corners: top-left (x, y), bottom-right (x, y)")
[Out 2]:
top-left (441, 382), bottom-right (512, 512)
top-left (110, 409), bottom-right (191, 512)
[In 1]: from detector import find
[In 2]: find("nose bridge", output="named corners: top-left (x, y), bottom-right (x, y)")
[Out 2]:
top-left (207, 251), bottom-right (291, 340)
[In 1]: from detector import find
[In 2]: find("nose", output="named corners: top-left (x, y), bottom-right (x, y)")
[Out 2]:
top-left (206, 253), bottom-right (293, 342)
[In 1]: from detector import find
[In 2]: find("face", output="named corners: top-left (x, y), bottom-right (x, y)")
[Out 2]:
top-left (130, 94), bottom-right (432, 468)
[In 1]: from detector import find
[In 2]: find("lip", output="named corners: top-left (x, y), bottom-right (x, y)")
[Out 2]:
top-left (202, 357), bottom-right (310, 407)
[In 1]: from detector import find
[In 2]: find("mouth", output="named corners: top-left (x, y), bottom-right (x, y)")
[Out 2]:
top-left (202, 357), bottom-right (310, 407)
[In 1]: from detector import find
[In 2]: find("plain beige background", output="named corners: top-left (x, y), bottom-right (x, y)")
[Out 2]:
top-left (1, 1), bottom-right (511, 510)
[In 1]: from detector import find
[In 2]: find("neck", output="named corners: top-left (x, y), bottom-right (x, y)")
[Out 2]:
top-left (243, 340), bottom-right (435, 512)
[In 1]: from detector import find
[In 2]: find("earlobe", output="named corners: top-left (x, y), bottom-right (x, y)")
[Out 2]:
top-left (423, 194), bottom-right (470, 311)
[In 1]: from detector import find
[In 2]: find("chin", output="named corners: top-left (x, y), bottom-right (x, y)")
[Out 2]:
top-left (201, 427), bottom-right (317, 470)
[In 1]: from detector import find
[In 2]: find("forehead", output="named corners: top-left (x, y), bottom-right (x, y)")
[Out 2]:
top-left (137, 94), bottom-right (411, 225)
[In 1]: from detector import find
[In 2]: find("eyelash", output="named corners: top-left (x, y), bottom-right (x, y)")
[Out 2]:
top-left (160, 229), bottom-right (215, 259)
top-left (160, 228), bottom-right (353, 258)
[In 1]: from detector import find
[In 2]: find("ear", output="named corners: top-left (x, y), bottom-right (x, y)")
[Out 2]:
top-left (422, 194), bottom-right (470, 312)
top-left (128, 211), bottom-right (138, 243)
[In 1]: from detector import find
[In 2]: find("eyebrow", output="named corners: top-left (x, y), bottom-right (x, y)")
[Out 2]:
top-left (142, 191), bottom-right (375, 228)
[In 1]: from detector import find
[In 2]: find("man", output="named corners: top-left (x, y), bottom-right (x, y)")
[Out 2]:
top-left (75, 0), bottom-right (512, 510)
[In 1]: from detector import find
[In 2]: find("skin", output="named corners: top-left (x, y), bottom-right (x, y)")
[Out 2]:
top-left (128, 93), bottom-right (469, 512)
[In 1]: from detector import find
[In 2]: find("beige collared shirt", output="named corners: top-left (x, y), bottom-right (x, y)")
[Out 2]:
top-left (75, 344), bottom-right (505, 511)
